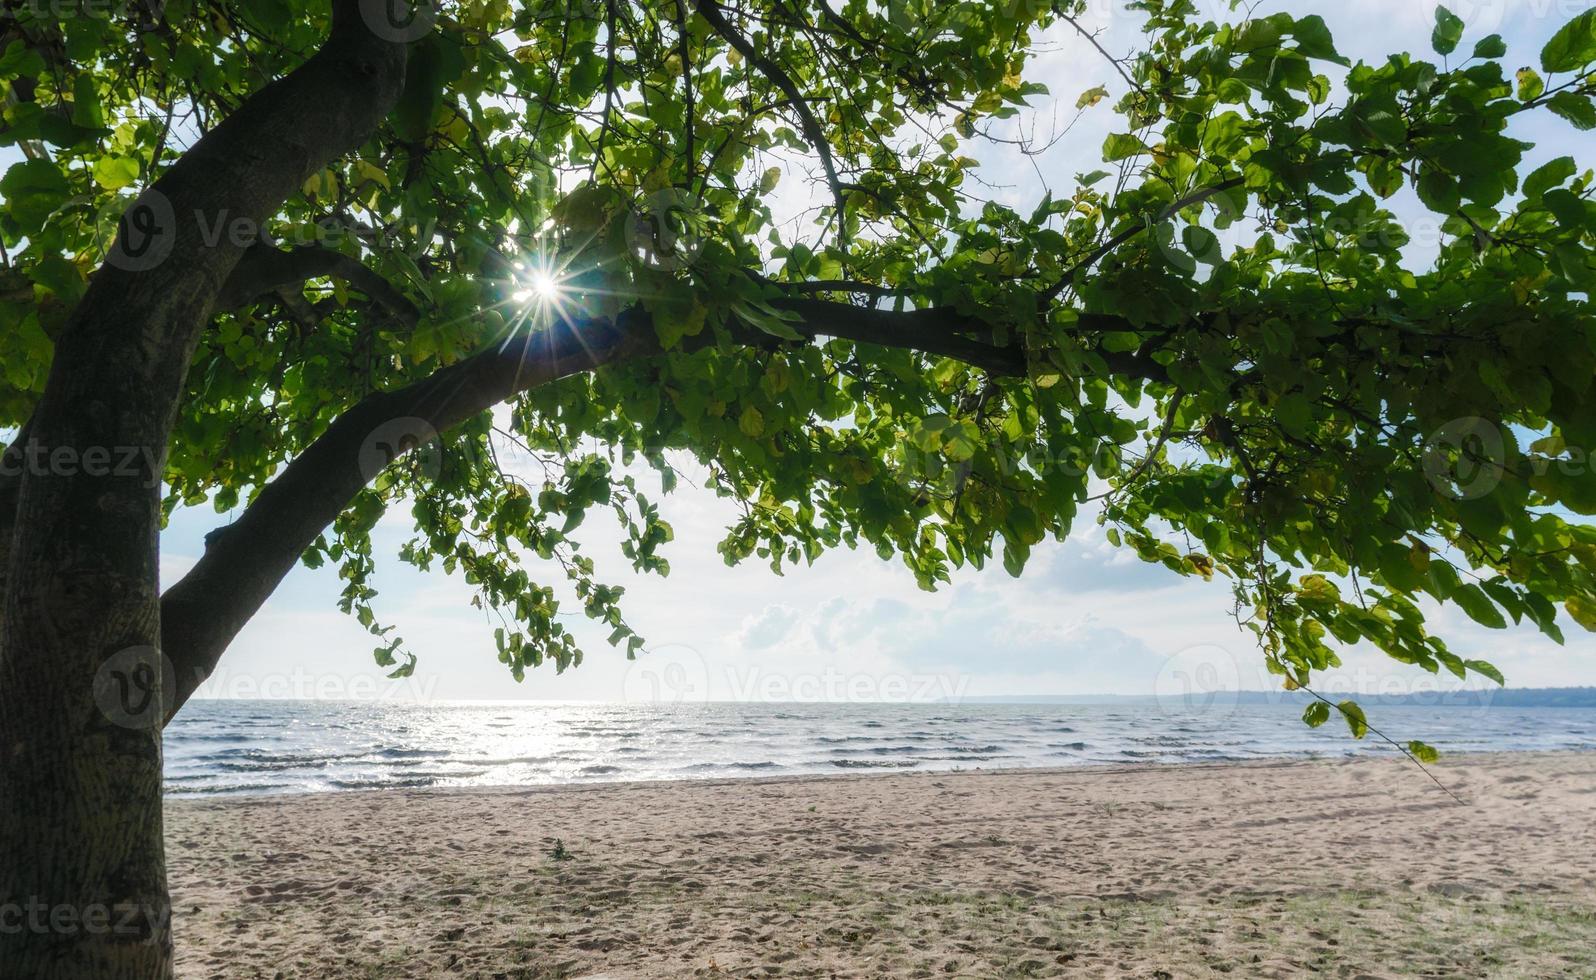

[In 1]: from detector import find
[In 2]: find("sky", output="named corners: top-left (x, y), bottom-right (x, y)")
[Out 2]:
top-left (137, 0), bottom-right (1596, 703)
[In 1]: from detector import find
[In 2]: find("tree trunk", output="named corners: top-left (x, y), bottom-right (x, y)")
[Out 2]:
top-left (0, 631), bottom-right (171, 978)
top-left (0, 260), bottom-right (186, 979)
top-left (0, 4), bottom-right (408, 975)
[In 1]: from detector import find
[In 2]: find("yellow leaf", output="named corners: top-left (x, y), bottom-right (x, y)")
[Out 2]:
top-left (551, 184), bottom-right (618, 234)
top-left (301, 169), bottom-right (337, 201)
top-left (642, 166), bottom-right (672, 193)
top-left (1076, 85), bottom-right (1109, 109)
top-left (1567, 596), bottom-right (1596, 632)
top-left (354, 160), bottom-right (391, 191)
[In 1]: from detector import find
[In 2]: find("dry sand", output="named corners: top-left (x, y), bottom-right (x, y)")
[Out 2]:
top-left (166, 751), bottom-right (1596, 978)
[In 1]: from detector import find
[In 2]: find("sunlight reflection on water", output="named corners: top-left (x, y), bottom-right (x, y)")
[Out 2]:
top-left (163, 700), bottom-right (1596, 796)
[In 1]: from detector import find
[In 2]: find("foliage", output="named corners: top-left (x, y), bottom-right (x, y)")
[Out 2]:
top-left (2, 0), bottom-right (1594, 735)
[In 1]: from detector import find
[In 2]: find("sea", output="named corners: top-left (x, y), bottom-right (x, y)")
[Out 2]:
top-left (163, 699), bottom-right (1596, 796)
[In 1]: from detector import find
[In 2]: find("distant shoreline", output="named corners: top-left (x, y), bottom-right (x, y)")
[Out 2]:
top-left (182, 686), bottom-right (1596, 708)
top-left (950, 686), bottom-right (1596, 708)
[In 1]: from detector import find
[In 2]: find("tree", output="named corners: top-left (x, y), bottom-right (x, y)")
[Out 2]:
top-left (1, 0), bottom-right (1593, 973)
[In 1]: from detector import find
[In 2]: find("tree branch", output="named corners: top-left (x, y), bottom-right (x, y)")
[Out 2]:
top-left (771, 297), bottom-right (1027, 376)
top-left (8, 0), bottom-right (411, 672)
top-left (693, 0), bottom-right (849, 229)
top-left (160, 312), bottom-right (652, 718)
top-left (1038, 177), bottom-right (1246, 309)
top-left (160, 291), bottom-right (1142, 716)
top-left (217, 243), bottom-right (422, 327)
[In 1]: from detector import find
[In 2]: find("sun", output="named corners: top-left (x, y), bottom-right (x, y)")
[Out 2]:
top-left (514, 270), bottom-right (560, 304)
top-left (512, 270), bottom-right (558, 304)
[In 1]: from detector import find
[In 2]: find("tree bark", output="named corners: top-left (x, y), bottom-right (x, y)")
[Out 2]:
top-left (0, 3), bottom-right (409, 976)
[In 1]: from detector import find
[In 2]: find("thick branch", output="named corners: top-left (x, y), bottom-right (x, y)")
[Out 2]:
top-left (772, 298), bottom-right (1027, 376)
top-left (7, 0), bottom-right (410, 657)
top-left (160, 312), bottom-right (652, 716)
top-left (217, 243), bottom-right (421, 327)
top-left (158, 288), bottom-right (1180, 719)
top-left (156, 294), bottom-right (1055, 715)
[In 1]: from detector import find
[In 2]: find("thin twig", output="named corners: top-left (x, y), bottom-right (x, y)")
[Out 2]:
top-left (1301, 685), bottom-right (1466, 805)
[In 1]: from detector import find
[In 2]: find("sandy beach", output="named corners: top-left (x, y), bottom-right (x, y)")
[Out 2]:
top-left (166, 751), bottom-right (1596, 978)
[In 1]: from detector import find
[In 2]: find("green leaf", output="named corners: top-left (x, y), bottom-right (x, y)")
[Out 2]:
top-left (1541, 8), bottom-right (1596, 73)
top-left (393, 34), bottom-right (446, 142)
top-left (1416, 169), bottom-right (1460, 212)
top-left (1303, 700), bottom-right (1331, 727)
top-left (1431, 7), bottom-right (1464, 56)
top-left (1546, 92), bottom-right (1596, 131)
top-left (1522, 156), bottom-right (1576, 200)
top-left (92, 156), bottom-right (140, 191)
top-left (0, 159), bottom-right (70, 231)
top-left (942, 421), bottom-right (979, 462)
top-left (738, 406), bottom-right (765, 438)
top-left (0, 40), bottom-right (47, 78)
top-left (1464, 659), bottom-right (1505, 685)
top-left (1407, 740), bottom-right (1439, 764)
top-left (1337, 700), bottom-right (1368, 739)
top-left (1452, 584), bottom-right (1507, 629)
top-left (1275, 392), bottom-right (1313, 439)
top-left (731, 300), bottom-right (804, 341)
top-left (1291, 15), bottom-right (1346, 65)
top-left (1472, 34), bottom-right (1506, 59)
top-left (1102, 133), bottom-right (1145, 161)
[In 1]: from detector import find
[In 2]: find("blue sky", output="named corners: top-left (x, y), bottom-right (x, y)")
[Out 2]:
top-left (142, 0), bottom-right (1596, 702)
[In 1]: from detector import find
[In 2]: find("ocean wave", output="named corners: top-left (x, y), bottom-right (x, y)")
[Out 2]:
top-left (830, 759), bottom-right (919, 769)
top-left (162, 701), bottom-right (1596, 796)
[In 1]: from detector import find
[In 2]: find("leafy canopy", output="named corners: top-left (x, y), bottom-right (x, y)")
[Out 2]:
top-left (3, 0), bottom-right (1595, 741)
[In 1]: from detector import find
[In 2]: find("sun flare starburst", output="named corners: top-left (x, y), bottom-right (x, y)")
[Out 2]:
top-left (513, 270), bottom-right (561, 304)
